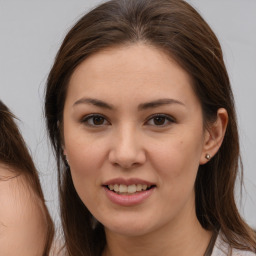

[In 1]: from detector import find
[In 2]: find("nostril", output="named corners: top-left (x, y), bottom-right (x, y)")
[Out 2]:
top-left (108, 141), bottom-right (146, 168)
top-left (120, 162), bottom-right (140, 169)
top-left (110, 156), bottom-right (146, 169)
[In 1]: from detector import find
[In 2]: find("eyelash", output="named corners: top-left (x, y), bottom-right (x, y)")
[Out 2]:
top-left (145, 114), bottom-right (175, 127)
top-left (81, 114), bottom-right (175, 127)
top-left (81, 114), bottom-right (110, 127)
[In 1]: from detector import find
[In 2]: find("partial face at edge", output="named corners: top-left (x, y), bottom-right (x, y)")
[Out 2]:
top-left (62, 44), bottom-right (213, 236)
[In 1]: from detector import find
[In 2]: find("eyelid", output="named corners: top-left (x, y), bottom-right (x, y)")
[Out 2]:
top-left (145, 113), bottom-right (176, 126)
top-left (81, 113), bottom-right (111, 126)
top-left (80, 113), bottom-right (175, 127)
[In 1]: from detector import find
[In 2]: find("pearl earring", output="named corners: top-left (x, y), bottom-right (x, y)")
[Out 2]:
top-left (205, 154), bottom-right (211, 160)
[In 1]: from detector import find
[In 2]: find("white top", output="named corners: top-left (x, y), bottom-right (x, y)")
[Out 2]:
top-left (212, 233), bottom-right (256, 256)
top-left (51, 231), bottom-right (256, 256)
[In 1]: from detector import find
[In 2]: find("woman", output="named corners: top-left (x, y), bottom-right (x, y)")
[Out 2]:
top-left (0, 100), bottom-right (54, 255)
top-left (45, 0), bottom-right (256, 255)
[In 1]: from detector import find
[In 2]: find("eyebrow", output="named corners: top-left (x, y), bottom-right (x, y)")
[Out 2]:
top-left (73, 97), bottom-right (185, 110)
top-left (138, 98), bottom-right (185, 110)
top-left (73, 98), bottom-right (114, 110)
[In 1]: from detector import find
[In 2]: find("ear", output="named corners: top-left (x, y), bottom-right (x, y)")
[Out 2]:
top-left (200, 108), bottom-right (228, 164)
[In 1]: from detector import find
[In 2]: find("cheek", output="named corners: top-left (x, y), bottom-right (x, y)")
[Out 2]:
top-left (151, 134), bottom-right (203, 187)
top-left (150, 137), bottom-right (203, 216)
top-left (68, 145), bottom-right (100, 177)
top-left (65, 139), bottom-right (104, 207)
top-left (64, 132), bottom-right (104, 186)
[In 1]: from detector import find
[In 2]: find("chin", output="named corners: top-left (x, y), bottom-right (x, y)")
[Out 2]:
top-left (107, 225), bottom-right (152, 237)
top-left (101, 215), bottom-right (157, 237)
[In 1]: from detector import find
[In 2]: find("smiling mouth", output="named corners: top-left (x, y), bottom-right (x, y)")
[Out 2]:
top-left (105, 184), bottom-right (156, 195)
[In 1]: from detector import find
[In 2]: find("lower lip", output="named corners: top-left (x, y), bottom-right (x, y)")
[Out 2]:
top-left (103, 187), bottom-right (155, 206)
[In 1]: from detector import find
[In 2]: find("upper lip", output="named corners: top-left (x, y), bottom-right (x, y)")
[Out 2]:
top-left (103, 178), bottom-right (155, 186)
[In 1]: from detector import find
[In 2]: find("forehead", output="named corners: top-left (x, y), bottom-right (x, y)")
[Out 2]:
top-left (66, 43), bottom-right (198, 108)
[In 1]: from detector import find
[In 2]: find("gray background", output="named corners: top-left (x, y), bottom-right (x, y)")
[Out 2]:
top-left (0, 0), bottom-right (255, 228)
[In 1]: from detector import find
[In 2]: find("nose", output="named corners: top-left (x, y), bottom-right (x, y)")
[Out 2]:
top-left (108, 126), bottom-right (146, 169)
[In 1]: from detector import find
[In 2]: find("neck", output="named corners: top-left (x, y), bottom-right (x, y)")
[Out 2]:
top-left (103, 207), bottom-right (212, 256)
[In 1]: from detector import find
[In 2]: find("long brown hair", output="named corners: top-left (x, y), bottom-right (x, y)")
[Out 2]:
top-left (0, 100), bottom-right (54, 256)
top-left (45, 0), bottom-right (256, 255)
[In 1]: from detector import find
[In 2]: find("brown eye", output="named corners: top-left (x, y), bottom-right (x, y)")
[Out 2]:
top-left (82, 114), bottom-right (110, 127)
top-left (146, 114), bottom-right (175, 127)
top-left (92, 116), bottom-right (105, 125)
top-left (153, 116), bottom-right (166, 125)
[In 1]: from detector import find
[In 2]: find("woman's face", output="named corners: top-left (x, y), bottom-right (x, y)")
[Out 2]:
top-left (63, 44), bottom-right (209, 237)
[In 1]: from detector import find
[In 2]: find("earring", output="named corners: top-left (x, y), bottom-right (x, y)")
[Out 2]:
top-left (64, 155), bottom-right (69, 167)
top-left (205, 154), bottom-right (211, 160)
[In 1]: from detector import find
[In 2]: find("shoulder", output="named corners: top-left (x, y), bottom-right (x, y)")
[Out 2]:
top-left (0, 164), bottom-right (47, 255)
top-left (212, 231), bottom-right (256, 256)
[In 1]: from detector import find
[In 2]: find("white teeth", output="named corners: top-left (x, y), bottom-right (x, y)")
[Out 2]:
top-left (114, 184), bottom-right (119, 192)
top-left (119, 184), bottom-right (128, 193)
top-left (107, 184), bottom-right (152, 194)
top-left (137, 184), bottom-right (142, 192)
top-left (127, 184), bottom-right (136, 193)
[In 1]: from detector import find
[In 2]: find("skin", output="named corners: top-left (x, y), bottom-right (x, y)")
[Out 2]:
top-left (63, 43), bottom-right (228, 256)
top-left (0, 164), bottom-right (47, 256)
